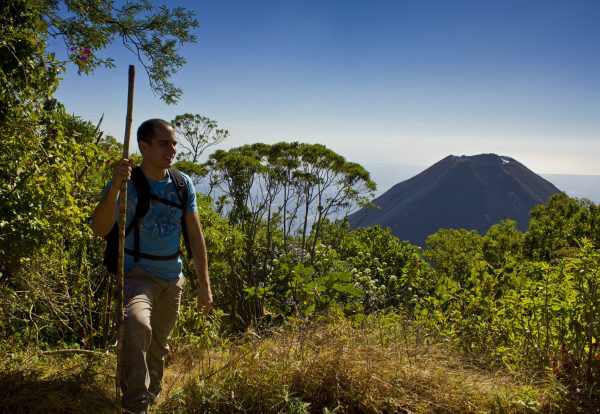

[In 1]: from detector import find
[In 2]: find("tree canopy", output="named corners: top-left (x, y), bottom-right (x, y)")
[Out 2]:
top-left (37, 0), bottom-right (198, 103)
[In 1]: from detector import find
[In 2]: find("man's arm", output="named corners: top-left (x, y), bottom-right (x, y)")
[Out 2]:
top-left (91, 159), bottom-right (133, 237)
top-left (91, 184), bottom-right (120, 237)
top-left (184, 211), bottom-right (213, 314)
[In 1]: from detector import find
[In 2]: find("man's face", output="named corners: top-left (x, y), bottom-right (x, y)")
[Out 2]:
top-left (139, 124), bottom-right (177, 169)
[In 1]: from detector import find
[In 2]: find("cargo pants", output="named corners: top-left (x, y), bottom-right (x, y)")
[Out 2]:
top-left (121, 266), bottom-right (184, 413)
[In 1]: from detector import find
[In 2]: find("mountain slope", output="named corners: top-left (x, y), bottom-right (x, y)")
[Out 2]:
top-left (349, 154), bottom-right (561, 246)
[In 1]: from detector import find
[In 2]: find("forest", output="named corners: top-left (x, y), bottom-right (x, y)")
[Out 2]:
top-left (1, 1), bottom-right (599, 413)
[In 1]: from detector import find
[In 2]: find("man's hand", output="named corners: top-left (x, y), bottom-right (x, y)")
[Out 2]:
top-left (111, 158), bottom-right (134, 189)
top-left (197, 277), bottom-right (213, 315)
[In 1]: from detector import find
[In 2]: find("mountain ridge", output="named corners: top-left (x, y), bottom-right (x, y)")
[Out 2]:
top-left (350, 154), bottom-right (561, 246)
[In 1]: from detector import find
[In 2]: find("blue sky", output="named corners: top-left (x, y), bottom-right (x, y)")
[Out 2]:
top-left (54, 0), bottom-right (600, 175)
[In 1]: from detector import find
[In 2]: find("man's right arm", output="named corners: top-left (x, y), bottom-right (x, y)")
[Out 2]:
top-left (90, 158), bottom-right (133, 237)
top-left (90, 183), bottom-right (120, 237)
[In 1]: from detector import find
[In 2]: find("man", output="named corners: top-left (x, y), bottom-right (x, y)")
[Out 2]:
top-left (91, 119), bottom-right (212, 414)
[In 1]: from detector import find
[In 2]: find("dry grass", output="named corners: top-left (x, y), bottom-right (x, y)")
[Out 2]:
top-left (0, 351), bottom-right (117, 414)
top-left (0, 313), bottom-right (562, 414)
top-left (156, 313), bottom-right (562, 414)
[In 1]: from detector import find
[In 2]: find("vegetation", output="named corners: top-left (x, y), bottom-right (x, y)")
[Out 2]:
top-left (0, 314), bottom-right (563, 414)
top-left (1, 1), bottom-right (599, 412)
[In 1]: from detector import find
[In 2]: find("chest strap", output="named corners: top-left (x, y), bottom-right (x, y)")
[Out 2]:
top-left (124, 248), bottom-right (181, 261)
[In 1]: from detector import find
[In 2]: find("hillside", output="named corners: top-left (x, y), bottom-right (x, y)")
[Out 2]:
top-left (350, 154), bottom-right (561, 246)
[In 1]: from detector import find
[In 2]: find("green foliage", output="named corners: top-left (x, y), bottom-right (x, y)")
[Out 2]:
top-left (523, 193), bottom-right (600, 261)
top-left (482, 220), bottom-right (523, 268)
top-left (172, 114), bottom-right (229, 164)
top-left (41, 0), bottom-right (198, 103)
top-left (246, 261), bottom-right (364, 318)
top-left (320, 221), bottom-right (431, 311)
top-left (198, 143), bottom-right (376, 325)
top-left (424, 228), bottom-right (483, 285)
top-left (1, 4), bottom-right (599, 409)
top-left (416, 226), bottom-right (600, 409)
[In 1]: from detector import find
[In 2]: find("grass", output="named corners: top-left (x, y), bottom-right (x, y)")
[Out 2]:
top-left (158, 312), bottom-right (562, 413)
top-left (0, 312), bottom-right (564, 414)
top-left (0, 351), bottom-right (116, 414)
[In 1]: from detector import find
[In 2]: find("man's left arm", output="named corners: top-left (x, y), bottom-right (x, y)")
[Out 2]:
top-left (184, 211), bottom-right (213, 314)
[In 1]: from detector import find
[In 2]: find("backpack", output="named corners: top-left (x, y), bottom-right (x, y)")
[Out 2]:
top-left (103, 167), bottom-right (192, 274)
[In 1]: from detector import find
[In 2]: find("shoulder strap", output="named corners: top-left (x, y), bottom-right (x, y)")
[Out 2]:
top-left (169, 168), bottom-right (189, 207)
top-left (130, 167), bottom-right (151, 220)
top-left (106, 168), bottom-right (188, 268)
top-left (128, 166), bottom-right (151, 262)
top-left (169, 168), bottom-right (193, 259)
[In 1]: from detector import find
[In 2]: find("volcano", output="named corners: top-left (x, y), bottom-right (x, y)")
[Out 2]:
top-left (349, 154), bottom-right (561, 246)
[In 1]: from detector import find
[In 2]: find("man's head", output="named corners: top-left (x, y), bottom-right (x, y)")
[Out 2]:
top-left (137, 119), bottom-right (177, 170)
top-left (137, 118), bottom-right (173, 144)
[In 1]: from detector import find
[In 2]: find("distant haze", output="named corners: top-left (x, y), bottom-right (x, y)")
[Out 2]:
top-left (365, 163), bottom-right (600, 204)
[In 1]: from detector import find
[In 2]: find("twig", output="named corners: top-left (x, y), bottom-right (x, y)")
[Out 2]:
top-left (40, 349), bottom-right (109, 356)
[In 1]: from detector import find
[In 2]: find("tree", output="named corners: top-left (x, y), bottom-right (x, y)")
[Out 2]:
top-left (39, 0), bottom-right (199, 104)
top-left (172, 114), bottom-right (229, 164)
top-left (424, 228), bottom-right (483, 285)
top-left (1, 0), bottom-right (70, 278)
top-left (171, 114), bottom-right (229, 188)
top-left (482, 220), bottom-right (522, 268)
top-left (298, 144), bottom-right (375, 261)
top-left (0, 0), bottom-right (198, 279)
top-left (523, 194), bottom-right (600, 261)
top-left (203, 143), bottom-right (375, 323)
top-left (268, 142), bottom-right (304, 252)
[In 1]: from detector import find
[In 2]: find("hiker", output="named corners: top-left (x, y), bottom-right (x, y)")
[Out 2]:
top-left (91, 118), bottom-right (212, 414)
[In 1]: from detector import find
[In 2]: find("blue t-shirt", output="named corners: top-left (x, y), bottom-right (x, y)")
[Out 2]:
top-left (103, 170), bottom-right (197, 280)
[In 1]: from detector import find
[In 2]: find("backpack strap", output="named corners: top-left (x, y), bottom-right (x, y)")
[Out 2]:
top-left (103, 167), bottom-right (190, 273)
top-left (168, 168), bottom-right (193, 259)
top-left (129, 167), bottom-right (151, 263)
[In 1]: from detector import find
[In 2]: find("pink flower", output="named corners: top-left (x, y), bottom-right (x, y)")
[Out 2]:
top-left (83, 48), bottom-right (90, 56)
top-left (70, 46), bottom-right (75, 51)
top-left (80, 56), bottom-right (87, 62)
top-left (104, 146), bottom-right (110, 153)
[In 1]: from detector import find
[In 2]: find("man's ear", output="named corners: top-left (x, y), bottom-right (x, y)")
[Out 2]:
top-left (138, 140), bottom-right (149, 155)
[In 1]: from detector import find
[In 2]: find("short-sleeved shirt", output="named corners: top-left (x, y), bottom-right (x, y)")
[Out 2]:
top-left (103, 170), bottom-right (197, 280)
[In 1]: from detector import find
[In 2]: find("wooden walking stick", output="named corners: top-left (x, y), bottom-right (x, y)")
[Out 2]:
top-left (116, 64), bottom-right (135, 411)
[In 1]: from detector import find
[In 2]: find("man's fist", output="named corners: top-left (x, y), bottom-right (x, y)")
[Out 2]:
top-left (197, 287), bottom-right (213, 316)
top-left (111, 158), bottom-right (134, 189)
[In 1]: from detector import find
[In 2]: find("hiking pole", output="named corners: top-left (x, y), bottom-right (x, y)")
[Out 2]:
top-left (116, 64), bottom-right (135, 411)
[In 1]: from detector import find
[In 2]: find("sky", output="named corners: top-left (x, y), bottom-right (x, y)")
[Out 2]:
top-left (54, 0), bottom-right (600, 175)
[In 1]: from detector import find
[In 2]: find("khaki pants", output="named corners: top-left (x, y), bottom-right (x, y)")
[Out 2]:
top-left (121, 266), bottom-right (184, 413)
